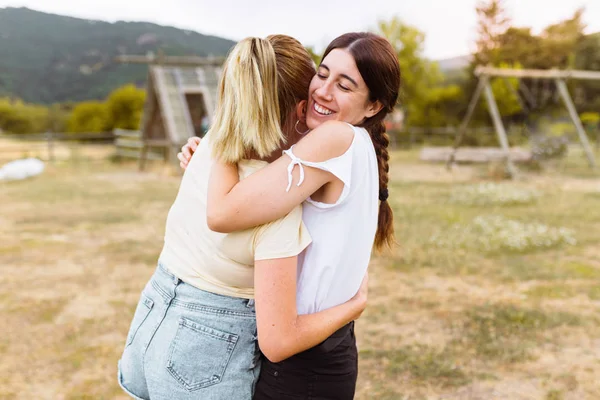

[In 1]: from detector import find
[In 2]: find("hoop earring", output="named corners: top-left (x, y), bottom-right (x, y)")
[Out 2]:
top-left (295, 120), bottom-right (310, 135)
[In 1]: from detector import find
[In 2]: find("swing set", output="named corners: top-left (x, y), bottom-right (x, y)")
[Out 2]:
top-left (447, 66), bottom-right (599, 178)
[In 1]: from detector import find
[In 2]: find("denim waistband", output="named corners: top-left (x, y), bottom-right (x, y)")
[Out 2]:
top-left (150, 262), bottom-right (256, 318)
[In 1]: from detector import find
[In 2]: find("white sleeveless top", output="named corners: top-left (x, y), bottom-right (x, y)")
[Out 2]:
top-left (284, 124), bottom-right (379, 314)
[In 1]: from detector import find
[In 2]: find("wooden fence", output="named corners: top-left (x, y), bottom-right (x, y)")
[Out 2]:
top-left (390, 127), bottom-right (497, 148)
top-left (0, 131), bottom-right (115, 163)
top-left (0, 130), bottom-right (177, 167)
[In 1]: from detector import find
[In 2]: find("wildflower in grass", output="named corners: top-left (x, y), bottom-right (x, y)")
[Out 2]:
top-left (449, 183), bottom-right (540, 206)
top-left (430, 215), bottom-right (576, 253)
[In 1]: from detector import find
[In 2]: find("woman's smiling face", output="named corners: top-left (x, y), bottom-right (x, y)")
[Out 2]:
top-left (305, 48), bottom-right (381, 129)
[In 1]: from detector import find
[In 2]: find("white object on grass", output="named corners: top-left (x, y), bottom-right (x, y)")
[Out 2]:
top-left (0, 158), bottom-right (45, 181)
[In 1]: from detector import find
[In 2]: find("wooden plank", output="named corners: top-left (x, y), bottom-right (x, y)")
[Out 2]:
top-left (483, 80), bottom-right (518, 178)
top-left (152, 67), bottom-right (178, 151)
top-left (115, 138), bottom-right (143, 149)
top-left (113, 129), bottom-right (141, 138)
top-left (518, 82), bottom-right (537, 109)
top-left (115, 148), bottom-right (164, 160)
top-left (476, 66), bottom-right (600, 81)
top-left (0, 132), bottom-right (114, 141)
top-left (174, 68), bottom-right (197, 141)
top-left (144, 139), bottom-right (171, 146)
top-left (115, 55), bottom-right (225, 66)
top-left (447, 76), bottom-right (488, 169)
top-left (421, 147), bottom-right (531, 163)
top-left (403, 127), bottom-right (495, 136)
top-left (555, 78), bottom-right (597, 168)
top-left (46, 131), bottom-right (54, 162)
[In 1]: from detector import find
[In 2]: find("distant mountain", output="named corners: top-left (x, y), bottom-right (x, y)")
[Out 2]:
top-left (437, 55), bottom-right (471, 71)
top-left (0, 7), bottom-right (236, 103)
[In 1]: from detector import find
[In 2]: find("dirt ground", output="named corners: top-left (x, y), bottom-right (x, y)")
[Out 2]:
top-left (1, 146), bottom-right (600, 399)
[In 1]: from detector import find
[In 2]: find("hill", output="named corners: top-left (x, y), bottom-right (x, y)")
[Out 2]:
top-left (437, 55), bottom-right (471, 72)
top-left (0, 7), bottom-right (236, 104)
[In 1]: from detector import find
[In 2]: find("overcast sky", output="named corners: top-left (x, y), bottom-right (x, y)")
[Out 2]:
top-left (1, 0), bottom-right (599, 59)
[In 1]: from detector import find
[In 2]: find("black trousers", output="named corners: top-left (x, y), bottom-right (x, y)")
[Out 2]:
top-left (253, 322), bottom-right (358, 400)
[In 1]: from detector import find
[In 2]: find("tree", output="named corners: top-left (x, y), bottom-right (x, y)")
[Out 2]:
top-left (468, 1), bottom-right (522, 125)
top-left (106, 84), bottom-right (146, 130)
top-left (0, 99), bottom-right (32, 134)
top-left (67, 101), bottom-right (110, 133)
top-left (488, 63), bottom-right (523, 117)
top-left (0, 98), bottom-right (49, 134)
top-left (539, 8), bottom-right (586, 69)
top-left (497, 27), bottom-right (543, 68)
top-left (414, 84), bottom-right (465, 127)
top-left (378, 17), bottom-right (459, 126)
top-left (474, 0), bottom-right (511, 66)
top-left (575, 32), bottom-right (600, 112)
top-left (305, 46), bottom-right (321, 67)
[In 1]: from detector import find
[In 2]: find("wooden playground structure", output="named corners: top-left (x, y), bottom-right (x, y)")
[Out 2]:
top-left (115, 52), bottom-right (225, 170)
top-left (447, 66), bottom-right (599, 178)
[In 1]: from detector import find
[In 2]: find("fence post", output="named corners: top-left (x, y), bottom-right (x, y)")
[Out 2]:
top-left (46, 131), bottom-right (55, 162)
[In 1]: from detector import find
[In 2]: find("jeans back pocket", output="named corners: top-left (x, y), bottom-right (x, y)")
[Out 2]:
top-left (167, 317), bottom-right (238, 391)
top-left (126, 295), bottom-right (154, 346)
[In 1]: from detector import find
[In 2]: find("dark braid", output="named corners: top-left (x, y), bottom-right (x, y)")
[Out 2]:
top-left (364, 117), bottom-right (394, 250)
top-left (323, 32), bottom-right (400, 251)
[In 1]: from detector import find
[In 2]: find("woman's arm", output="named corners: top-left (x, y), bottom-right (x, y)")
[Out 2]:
top-left (207, 121), bottom-right (354, 233)
top-left (254, 256), bottom-right (367, 363)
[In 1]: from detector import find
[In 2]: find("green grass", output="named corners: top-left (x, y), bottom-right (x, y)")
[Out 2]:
top-left (546, 389), bottom-right (565, 400)
top-left (361, 345), bottom-right (470, 388)
top-left (526, 283), bottom-right (600, 300)
top-left (453, 304), bottom-right (583, 363)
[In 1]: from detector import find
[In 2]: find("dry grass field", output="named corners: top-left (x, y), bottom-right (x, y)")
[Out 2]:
top-left (1, 142), bottom-right (600, 399)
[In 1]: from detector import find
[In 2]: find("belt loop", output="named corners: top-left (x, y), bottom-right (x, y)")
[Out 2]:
top-left (246, 299), bottom-right (255, 308)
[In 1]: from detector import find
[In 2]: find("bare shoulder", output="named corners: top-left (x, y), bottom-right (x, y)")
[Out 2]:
top-left (293, 121), bottom-right (355, 162)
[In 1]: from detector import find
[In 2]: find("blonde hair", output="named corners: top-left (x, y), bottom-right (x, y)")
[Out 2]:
top-left (210, 35), bottom-right (315, 163)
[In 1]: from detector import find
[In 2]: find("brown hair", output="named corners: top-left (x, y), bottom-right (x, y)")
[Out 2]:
top-left (322, 32), bottom-right (400, 250)
top-left (211, 35), bottom-right (315, 162)
top-left (267, 34), bottom-right (316, 133)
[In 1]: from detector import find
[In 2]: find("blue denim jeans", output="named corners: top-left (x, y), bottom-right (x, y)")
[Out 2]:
top-left (118, 263), bottom-right (261, 400)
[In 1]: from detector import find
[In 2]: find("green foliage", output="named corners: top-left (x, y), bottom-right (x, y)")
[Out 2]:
top-left (0, 83), bottom-right (145, 134)
top-left (474, 0), bottom-right (511, 66)
top-left (412, 84), bottom-right (465, 127)
top-left (467, 3), bottom-right (596, 129)
top-left (378, 17), bottom-right (465, 127)
top-left (488, 63), bottom-right (522, 116)
top-left (581, 112), bottom-right (600, 129)
top-left (106, 84), bottom-right (146, 130)
top-left (0, 98), bottom-right (49, 134)
top-left (304, 46), bottom-right (321, 67)
top-left (67, 101), bottom-right (110, 133)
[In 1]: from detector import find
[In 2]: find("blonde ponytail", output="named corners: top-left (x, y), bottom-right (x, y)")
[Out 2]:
top-left (210, 37), bottom-right (283, 163)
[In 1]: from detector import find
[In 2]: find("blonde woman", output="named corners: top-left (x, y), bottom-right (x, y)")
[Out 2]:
top-left (180, 32), bottom-right (400, 399)
top-left (117, 35), bottom-right (367, 400)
